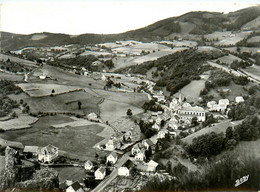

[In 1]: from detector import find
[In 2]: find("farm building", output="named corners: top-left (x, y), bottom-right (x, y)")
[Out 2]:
top-left (66, 181), bottom-right (84, 192)
top-left (106, 152), bottom-right (118, 164)
top-left (38, 144), bottom-right (58, 163)
top-left (87, 112), bottom-right (99, 122)
top-left (118, 159), bottom-right (134, 177)
top-left (95, 167), bottom-right (106, 180)
top-left (235, 96), bottom-right (244, 103)
top-left (84, 160), bottom-right (94, 171)
top-left (218, 99), bottom-right (230, 112)
top-left (147, 160), bottom-right (159, 172)
top-left (135, 149), bottom-right (146, 161)
top-left (105, 137), bottom-right (121, 151)
top-left (23, 146), bottom-right (39, 157)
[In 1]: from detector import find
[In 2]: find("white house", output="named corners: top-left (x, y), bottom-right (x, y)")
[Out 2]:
top-left (207, 101), bottom-right (217, 111)
top-left (218, 99), bottom-right (230, 112)
top-left (158, 129), bottom-right (168, 139)
top-left (177, 106), bottom-right (206, 122)
top-left (87, 112), bottom-right (98, 122)
top-left (118, 159), bottom-right (134, 177)
top-left (152, 123), bottom-right (160, 131)
top-left (38, 144), bottom-right (58, 163)
top-left (147, 160), bottom-right (159, 172)
top-left (95, 167), bottom-right (106, 180)
top-left (155, 117), bottom-right (162, 125)
top-left (106, 138), bottom-right (121, 151)
top-left (106, 152), bottom-right (118, 164)
top-left (101, 75), bottom-right (107, 81)
top-left (66, 181), bottom-right (84, 192)
top-left (235, 96), bottom-right (244, 103)
top-left (84, 160), bottom-right (94, 171)
top-left (135, 150), bottom-right (146, 161)
top-left (131, 143), bottom-right (142, 155)
top-left (168, 118), bottom-right (178, 130)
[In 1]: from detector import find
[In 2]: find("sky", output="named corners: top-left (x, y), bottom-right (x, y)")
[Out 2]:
top-left (0, 0), bottom-right (259, 35)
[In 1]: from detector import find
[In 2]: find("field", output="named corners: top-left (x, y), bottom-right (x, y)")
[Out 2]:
top-left (99, 100), bottom-right (143, 123)
top-left (54, 167), bottom-right (86, 183)
top-left (0, 115), bottom-right (105, 161)
top-left (242, 64), bottom-right (260, 81)
top-left (31, 34), bottom-right (47, 41)
top-left (182, 120), bottom-right (242, 144)
top-left (174, 80), bottom-right (205, 103)
top-left (158, 40), bottom-right (197, 47)
top-left (247, 36), bottom-right (260, 43)
top-left (233, 139), bottom-right (260, 158)
top-left (0, 115), bottom-right (38, 131)
top-left (223, 47), bottom-right (260, 54)
top-left (0, 72), bottom-right (24, 81)
top-left (212, 54), bottom-right (242, 65)
top-left (0, 53), bottom-right (37, 68)
top-left (18, 83), bottom-right (83, 97)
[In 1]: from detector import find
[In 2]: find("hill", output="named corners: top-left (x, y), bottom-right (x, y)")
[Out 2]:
top-left (1, 5), bottom-right (260, 51)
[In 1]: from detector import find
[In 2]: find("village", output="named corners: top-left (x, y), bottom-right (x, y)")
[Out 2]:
top-left (1, 63), bottom-right (248, 192)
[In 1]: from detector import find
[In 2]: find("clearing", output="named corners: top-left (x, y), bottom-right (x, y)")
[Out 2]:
top-left (0, 115), bottom-right (38, 131)
top-left (0, 53), bottom-right (37, 68)
top-left (212, 54), bottom-right (242, 65)
top-left (174, 80), bottom-right (205, 103)
top-left (242, 64), bottom-right (260, 82)
top-left (182, 120), bottom-right (242, 144)
top-left (0, 115), bottom-right (106, 160)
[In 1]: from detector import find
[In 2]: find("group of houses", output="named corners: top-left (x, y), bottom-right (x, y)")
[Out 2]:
top-left (23, 144), bottom-right (59, 163)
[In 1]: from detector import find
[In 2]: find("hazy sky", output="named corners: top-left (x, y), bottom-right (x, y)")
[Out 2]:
top-left (0, 0), bottom-right (259, 35)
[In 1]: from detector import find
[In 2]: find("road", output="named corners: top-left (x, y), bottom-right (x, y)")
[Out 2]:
top-left (91, 152), bottom-right (130, 192)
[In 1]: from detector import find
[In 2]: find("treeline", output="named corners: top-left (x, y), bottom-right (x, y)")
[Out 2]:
top-left (118, 49), bottom-right (223, 95)
top-left (142, 153), bottom-right (260, 191)
top-left (48, 55), bottom-right (114, 71)
top-left (186, 115), bottom-right (260, 158)
top-left (0, 80), bottom-right (22, 95)
top-left (228, 95), bottom-right (260, 121)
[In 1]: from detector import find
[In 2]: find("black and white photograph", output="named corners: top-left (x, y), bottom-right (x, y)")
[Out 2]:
top-left (0, 0), bottom-right (260, 191)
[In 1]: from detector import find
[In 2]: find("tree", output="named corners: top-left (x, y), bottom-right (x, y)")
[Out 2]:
top-left (126, 109), bottom-right (132, 116)
top-left (191, 117), bottom-right (198, 126)
top-left (78, 101), bottom-right (82, 110)
top-left (51, 89), bottom-right (55, 94)
top-left (225, 126), bottom-right (233, 140)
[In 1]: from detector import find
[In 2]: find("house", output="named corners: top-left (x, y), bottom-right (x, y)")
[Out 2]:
top-left (147, 160), bottom-right (159, 172)
top-left (135, 149), bottom-right (146, 161)
top-left (131, 143), bottom-right (142, 155)
top-left (168, 118), bottom-right (178, 130)
top-left (23, 146), bottom-right (39, 157)
top-left (118, 159), bottom-right (134, 177)
top-left (235, 96), bottom-right (244, 103)
top-left (101, 75), bottom-right (107, 81)
top-left (105, 137), bottom-right (121, 151)
top-left (142, 139), bottom-right (154, 151)
top-left (106, 152), bottom-right (118, 164)
top-left (207, 101), bottom-right (218, 111)
top-left (158, 129), bottom-right (168, 139)
top-left (155, 117), bottom-right (162, 125)
top-left (177, 106), bottom-right (206, 122)
top-left (38, 144), bottom-right (58, 163)
top-left (218, 99), bottom-right (230, 112)
top-left (152, 123), bottom-right (160, 131)
top-left (84, 160), bottom-right (94, 171)
top-left (66, 181), bottom-right (84, 192)
top-left (95, 167), bottom-right (106, 180)
top-left (87, 112), bottom-right (99, 122)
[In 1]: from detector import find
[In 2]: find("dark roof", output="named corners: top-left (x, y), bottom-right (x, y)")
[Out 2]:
top-left (70, 181), bottom-right (82, 191)
top-left (124, 159), bottom-right (134, 169)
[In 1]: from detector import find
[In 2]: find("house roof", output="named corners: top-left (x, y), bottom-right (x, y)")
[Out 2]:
top-left (123, 159), bottom-right (134, 169)
top-left (40, 144), bottom-right (58, 155)
top-left (70, 181), bottom-right (82, 191)
top-left (23, 146), bottom-right (39, 153)
top-left (85, 160), bottom-right (93, 166)
top-left (108, 152), bottom-right (118, 159)
top-left (180, 106), bottom-right (205, 112)
top-left (97, 167), bottom-right (106, 174)
top-left (147, 160), bottom-right (158, 167)
top-left (145, 139), bottom-right (154, 147)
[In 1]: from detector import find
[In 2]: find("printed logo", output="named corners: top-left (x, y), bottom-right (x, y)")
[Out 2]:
top-left (235, 174), bottom-right (249, 187)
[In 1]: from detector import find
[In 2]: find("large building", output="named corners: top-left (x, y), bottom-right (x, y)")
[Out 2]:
top-left (177, 106), bottom-right (206, 122)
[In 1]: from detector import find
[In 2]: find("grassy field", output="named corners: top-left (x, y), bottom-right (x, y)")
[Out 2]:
top-left (223, 47), bottom-right (260, 54)
top-left (10, 90), bottom-right (102, 115)
top-left (0, 115), bottom-right (38, 131)
top-left (18, 83), bottom-right (82, 97)
top-left (0, 72), bottom-right (24, 81)
top-left (207, 81), bottom-right (253, 101)
top-left (99, 99), bottom-right (143, 123)
top-left (212, 54), bottom-right (242, 65)
top-left (242, 64), bottom-right (260, 81)
top-left (182, 120), bottom-right (242, 144)
top-left (233, 139), bottom-right (260, 158)
top-left (0, 115), bottom-right (105, 161)
top-left (53, 167), bottom-right (86, 183)
top-left (0, 53), bottom-right (37, 68)
top-left (174, 80), bottom-right (205, 103)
